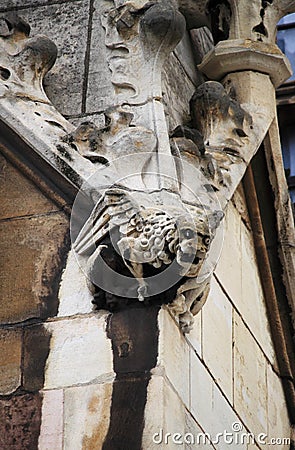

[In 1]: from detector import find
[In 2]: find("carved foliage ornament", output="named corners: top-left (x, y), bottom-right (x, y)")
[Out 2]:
top-left (0, 14), bottom-right (57, 102)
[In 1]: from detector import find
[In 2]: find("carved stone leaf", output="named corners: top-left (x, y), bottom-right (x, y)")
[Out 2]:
top-left (74, 189), bottom-right (141, 256)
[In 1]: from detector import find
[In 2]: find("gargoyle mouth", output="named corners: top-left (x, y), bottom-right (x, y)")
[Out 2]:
top-left (179, 252), bottom-right (200, 265)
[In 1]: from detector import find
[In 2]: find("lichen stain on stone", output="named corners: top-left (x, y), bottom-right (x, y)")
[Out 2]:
top-left (81, 384), bottom-right (113, 450)
top-left (0, 393), bottom-right (42, 450)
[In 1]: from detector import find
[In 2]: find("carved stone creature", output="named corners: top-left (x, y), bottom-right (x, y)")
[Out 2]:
top-left (171, 81), bottom-right (251, 193)
top-left (74, 188), bottom-right (223, 332)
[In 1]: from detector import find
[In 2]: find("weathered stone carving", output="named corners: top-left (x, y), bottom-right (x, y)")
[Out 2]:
top-left (70, 85), bottom-right (248, 333)
top-left (69, 0), bottom-right (287, 332)
top-left (74, 188), bottom-right (223, 332)
top-left (1, 1), bottom-right (295, 332)
top-left (71, 80), bottom-right (254, 332)
top-left (0, 14), bottom-right (94, 187)
top-left (0, 14), bottom-right (57, 102)
top-left (177, 0), bottom-right (295, 43)
top-left (171, 81), bottom-right (252, 192)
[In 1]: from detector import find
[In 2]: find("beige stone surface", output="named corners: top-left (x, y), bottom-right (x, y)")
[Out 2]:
top-left (64, 383), bottom-right (112, 450)
top-left (143, 375), bottom-right (186, 450)
top-left (215, 202), bottom-right (242, 303)
top-left (44, 315), bottom-right (114, 389)
top-left (267, 364), bottom-right (290, 447)
top-left (202, 277), bottom-right (233, 402)
top-left (0, 328), bottom-right (22, 395)
top-left (240, 222), bottom-right (276, 365)
top-left (216, 202), bottom-right (276, 366)
top-left (185, 310), bottom-right (202, 357)
top-left (185, 413), bottom-right (215, 449)
top-left (190, 349), bottom-right (213, 433)
top-left (199, 41), bottom-right (291, 88)
top-left (190, 349), bottom-right (247, 450)
top-left (38, 389), bottom-right (64, 450)
top-left (58, 250), bottom-right (94, 317)
top-left (234, 312), bottom-right (267, 438)
top-left (211, 383), bottom-right (247, 450)
top-left (0, 212), bottom-right (68, 324)
top-left (158, 308), bottom-right (190, 407)
top-left (0, 155), bottom-right (58, 220)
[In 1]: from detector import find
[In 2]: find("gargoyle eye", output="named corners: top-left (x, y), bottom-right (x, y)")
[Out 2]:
top-left (203, 236), bottom-right (211, 246)
top-left (183, 228), bottom-right (194, 239)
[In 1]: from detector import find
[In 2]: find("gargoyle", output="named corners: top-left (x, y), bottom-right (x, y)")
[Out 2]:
top-left (73, 188), bottom-right (223, 332)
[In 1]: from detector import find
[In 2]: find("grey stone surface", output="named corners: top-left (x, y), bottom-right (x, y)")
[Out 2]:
top-left (18, 0), bottom-right (90, 116)
top-left (162, 52), bottom-right (197, 132)
top-left (86, 0), bottom-right (115, 114)
top-left (174, 31), bottom-right (200, 86)
top-left (0, 0), bottom-right (80, 10)
top-left (68, 113), bottom-right (106, 129)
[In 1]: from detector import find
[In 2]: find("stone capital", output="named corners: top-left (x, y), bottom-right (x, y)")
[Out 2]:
top-left (198, 39), bottom-right (292, 88)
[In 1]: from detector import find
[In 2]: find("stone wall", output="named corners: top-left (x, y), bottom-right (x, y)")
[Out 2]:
top-left (0, 0), bottom-right (292, 449)
top-left (0, 154), bottom-right (69, 448)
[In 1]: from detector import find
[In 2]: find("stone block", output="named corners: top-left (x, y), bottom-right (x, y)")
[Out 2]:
top-left (231, 182), bottom-right (251, 230)
top-left (38, 389), bottom-right (64, 450)
top-left (162, 52), bottom-right (196, 132)
top-left (0, 155), bottom-right (57, 221)
top-left (190, 349), bottom-right (213, 433)
top-left (44, 315), bottom-right (113, 389)
top-left (185, 413), bottom-right (215, 449)
top-left (267, 364), bottom-right (290, 446)
top-left (185, 310), bottom-right (202, 357)
top-left (233, 312), bottom-right (268, 438)
top-left (240, 222), bottom-right (276, 365)
top-left (0, 328), bottom-right (22, 395)
top-left (202, 277), bottom-right (233, 402)
top-left (143, 374), bottom-right (186, 450)
top-left (0, 212), bottom-right (69, 324)
top-left (108, 307), bottom-right (160, 375)
top-left (174, 31), bottom-right (200, 86)
top-left (0, 393), bottom-right (42, 450)
top-left (86, 0), bottom-right (115, 114)
top-left (158, 308), bottom-right (190, 408)
top-left (210, 384), bottom-right (247, 450)
top-left (215, 202), bottom-right (242, 304)
top-left (23, 324), bottom-right (51, 391)
top-left (58, 250), bottom-right (94, 317)
top-left (190, 349), bottom-right (247, 450)
top-left (19, 0), bottom-right (90, 116)
top-left (64, 383), bottom-right (112, 450)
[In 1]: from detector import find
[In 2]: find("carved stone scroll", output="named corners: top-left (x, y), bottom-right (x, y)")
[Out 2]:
top-left (0, 14), bottom-right (94, 187)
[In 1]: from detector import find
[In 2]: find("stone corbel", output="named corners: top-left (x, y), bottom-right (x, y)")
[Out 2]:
top-left (1, 2), bottom-right (294, 333)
